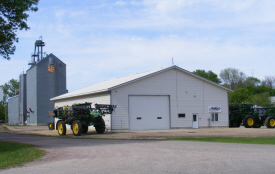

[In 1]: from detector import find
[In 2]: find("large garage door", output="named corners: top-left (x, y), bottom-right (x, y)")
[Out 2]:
top-left (129, 96), bottom-right (170, 130)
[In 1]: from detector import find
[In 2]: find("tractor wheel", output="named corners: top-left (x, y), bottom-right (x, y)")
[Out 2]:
top-left (265, 116), bottom-right (275, 128)
top-left (82, 125), bottom-right (88, 134)
top-left (72, 120), bottom-right (82, 136)
top-left (95, 119), bottom-right (105, 134)
top-left (243, 115), bottom-right (255, 128)
top-left (57, 121), bottom-right (66, 136)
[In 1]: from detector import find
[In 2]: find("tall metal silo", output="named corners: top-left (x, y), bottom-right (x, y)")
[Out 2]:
top-left (26, 54), bottom-right (67, 125)
top-left (26, 38), bottom-right (67, 125)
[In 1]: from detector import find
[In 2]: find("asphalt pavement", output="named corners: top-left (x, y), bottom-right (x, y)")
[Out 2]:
top-left (1, 133), bottom-right (275, 174)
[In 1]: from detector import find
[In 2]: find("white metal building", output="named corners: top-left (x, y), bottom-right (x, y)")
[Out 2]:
top-left (8, 95), bottom-right (20, 125)
top-left (51, 66), bottom-right (233, 130)
top-left (271, 96), bottom-right (275, 105)
top-left (0, 87), bottom-right (3, 102)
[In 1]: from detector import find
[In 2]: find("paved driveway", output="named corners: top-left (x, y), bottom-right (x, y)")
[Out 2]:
top-left (1, 133), bottom-right (275, 174)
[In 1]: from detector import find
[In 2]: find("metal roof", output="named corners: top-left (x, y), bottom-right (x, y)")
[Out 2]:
top-left (51, 65), bottom-right (233, 101)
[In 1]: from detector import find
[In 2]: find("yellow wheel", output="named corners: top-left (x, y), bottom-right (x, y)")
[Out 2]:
top-left (57, 121), bottom-right (66, 135)
top-left (270, 119), bottom-right (275, 127)
top-left (243, 115), bottom-right (255, 128)
top-left (265, 116), bottom-right (275, 128)
top-left (72, 120), bottom-right (82, 136)
top-left (247, 118), bottom-right (254, 127)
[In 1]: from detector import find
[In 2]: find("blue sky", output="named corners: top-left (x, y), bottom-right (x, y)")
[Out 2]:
top-left (1, 0), bottom-right (275, 92)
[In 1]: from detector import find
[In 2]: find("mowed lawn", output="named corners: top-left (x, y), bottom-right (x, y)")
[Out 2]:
top-left (170, 137), bottom-right (275, 145)
top-left (0, 141), bottom-right (46, 169)
top-left (1, 133), bottom-right (275, 170)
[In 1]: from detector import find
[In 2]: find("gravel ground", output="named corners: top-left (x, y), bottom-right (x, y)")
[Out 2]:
top-left (1, 133), bottom-right (275, 174)
top-left (1, 125), bottom-right (275, 139)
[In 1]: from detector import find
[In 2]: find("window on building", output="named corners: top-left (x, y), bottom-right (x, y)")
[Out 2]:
top-left (178, 113), bottom-right (185, 118)
top-left (211, 113), bottom-right (218, 121)
top-left (193, 115), bottom-right (197, 121)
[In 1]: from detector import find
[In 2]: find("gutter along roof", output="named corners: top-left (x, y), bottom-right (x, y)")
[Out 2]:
top-left (51, 65), bottom-right (233, 101)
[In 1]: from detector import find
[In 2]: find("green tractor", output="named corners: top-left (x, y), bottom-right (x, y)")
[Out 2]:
top-left (229, 104), bottom-right (275, 128)
top-left (52, 102), bottom-right (116, 136)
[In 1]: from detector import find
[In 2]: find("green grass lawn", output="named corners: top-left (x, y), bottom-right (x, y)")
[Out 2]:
top-left (0, 141), bottom-right (46, 169)
top-left (169, 137), bottom-right (275, 145)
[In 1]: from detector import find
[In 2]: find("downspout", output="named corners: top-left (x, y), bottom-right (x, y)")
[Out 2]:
top-left (110, 90), bottom-right (112, 131)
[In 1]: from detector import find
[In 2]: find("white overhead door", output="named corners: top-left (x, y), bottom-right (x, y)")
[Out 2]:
top-left (129, 95), bottom-right (170, 130)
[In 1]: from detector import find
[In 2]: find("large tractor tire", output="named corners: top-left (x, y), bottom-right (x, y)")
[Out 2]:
top-left (243, 115), bottom-right (255, 128)
top-left (57, 121), bottom-right (66, 136)
top-left (253, 118), bottom-right (262, 128)
top-left (82, 125), bottom-right (88, 134)
top-left (72, 120), bottom-right (82, 136)
top-left (265, 116), bottom-right (275, 128)
top-left (95, 119), bottom-right (105, 134)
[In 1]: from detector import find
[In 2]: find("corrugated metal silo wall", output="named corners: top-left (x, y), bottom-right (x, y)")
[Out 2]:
top-left (19, 74), bottom-right (26, 124)
top-left (36, 55), bottom-right (67, 125)
top-left (26, 66), bottom-right (38, 124)
top-left (8, 96), bottom-right (20, 125)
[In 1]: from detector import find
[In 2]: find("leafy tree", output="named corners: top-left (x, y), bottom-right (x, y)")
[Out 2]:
top-left (261, 76), bottom-right (275, 89)
top-left (193, 69), bottom-right (221, 84)
top-left (249, 92), bottom-right (272, 107)
top-left (229, 85), bottom-right (275, 106)
top-left (1, 79), bottom-right (19, 102)
top-left (246, 85), bottom-right (275, 96)
top-left (229, 88), bottom-right (251, 105)
top-left (220, 68), bottom-right (246, 90)
top-left (245, 77), bottom-right (261, 87)
top-left (0, 0), bottom-right (39, 60)
top-left (0, 102), bottom-right (6, 121)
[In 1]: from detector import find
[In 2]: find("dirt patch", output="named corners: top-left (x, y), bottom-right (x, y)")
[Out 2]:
top-left (1, 125), bottom-right (275, 139)
top-left (0, 125), bottom-right (15, 133)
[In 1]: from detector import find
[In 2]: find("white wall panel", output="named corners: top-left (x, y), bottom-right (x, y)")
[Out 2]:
top-left (111, 69), bottom-right (229, 130)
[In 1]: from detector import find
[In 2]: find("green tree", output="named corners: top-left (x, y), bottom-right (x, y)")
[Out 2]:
top-left (0, 0), bottom-right (39, 60)
top-left (229, 84), bottom-right (275, 106)
top-left (245, 77), bottom-right (261, 87)
top-left (1, 79), bottom-right (19, 102)
top-left (249, 92), bottom-right (272, 107)
top-left (220, 68), bottom-right (246, 90)
top-left (229, 88), bottom-right (251, 105)
top-left (193, 69), bottom-right (221, 84)
top-left (0, 102), bottom-right (6, 121)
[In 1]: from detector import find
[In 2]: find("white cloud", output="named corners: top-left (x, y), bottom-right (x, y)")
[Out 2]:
top-left (115, 0), bottom-right (127, 6)
top-left (1, 0), bottom-right (275, 92)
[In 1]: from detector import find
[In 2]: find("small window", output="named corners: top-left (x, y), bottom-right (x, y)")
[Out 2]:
top-left (178, 114), bottom-right (185, 118)
top-left (211, 113), bottom-right (218, 121)
top-left (193, 115), bottom-right (197, 121)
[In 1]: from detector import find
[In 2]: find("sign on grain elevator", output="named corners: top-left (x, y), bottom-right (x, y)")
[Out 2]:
top-left (47, 65), bottom-right (55, 72)
top-left (47, 57), bottom-right (55, 72)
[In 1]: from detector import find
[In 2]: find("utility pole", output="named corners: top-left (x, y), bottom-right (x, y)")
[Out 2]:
top-left (172, 57), bottom-right (174, 65)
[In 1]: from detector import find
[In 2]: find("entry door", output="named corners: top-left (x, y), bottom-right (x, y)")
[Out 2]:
top-left (192, 114), bottom-right (198, 128)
